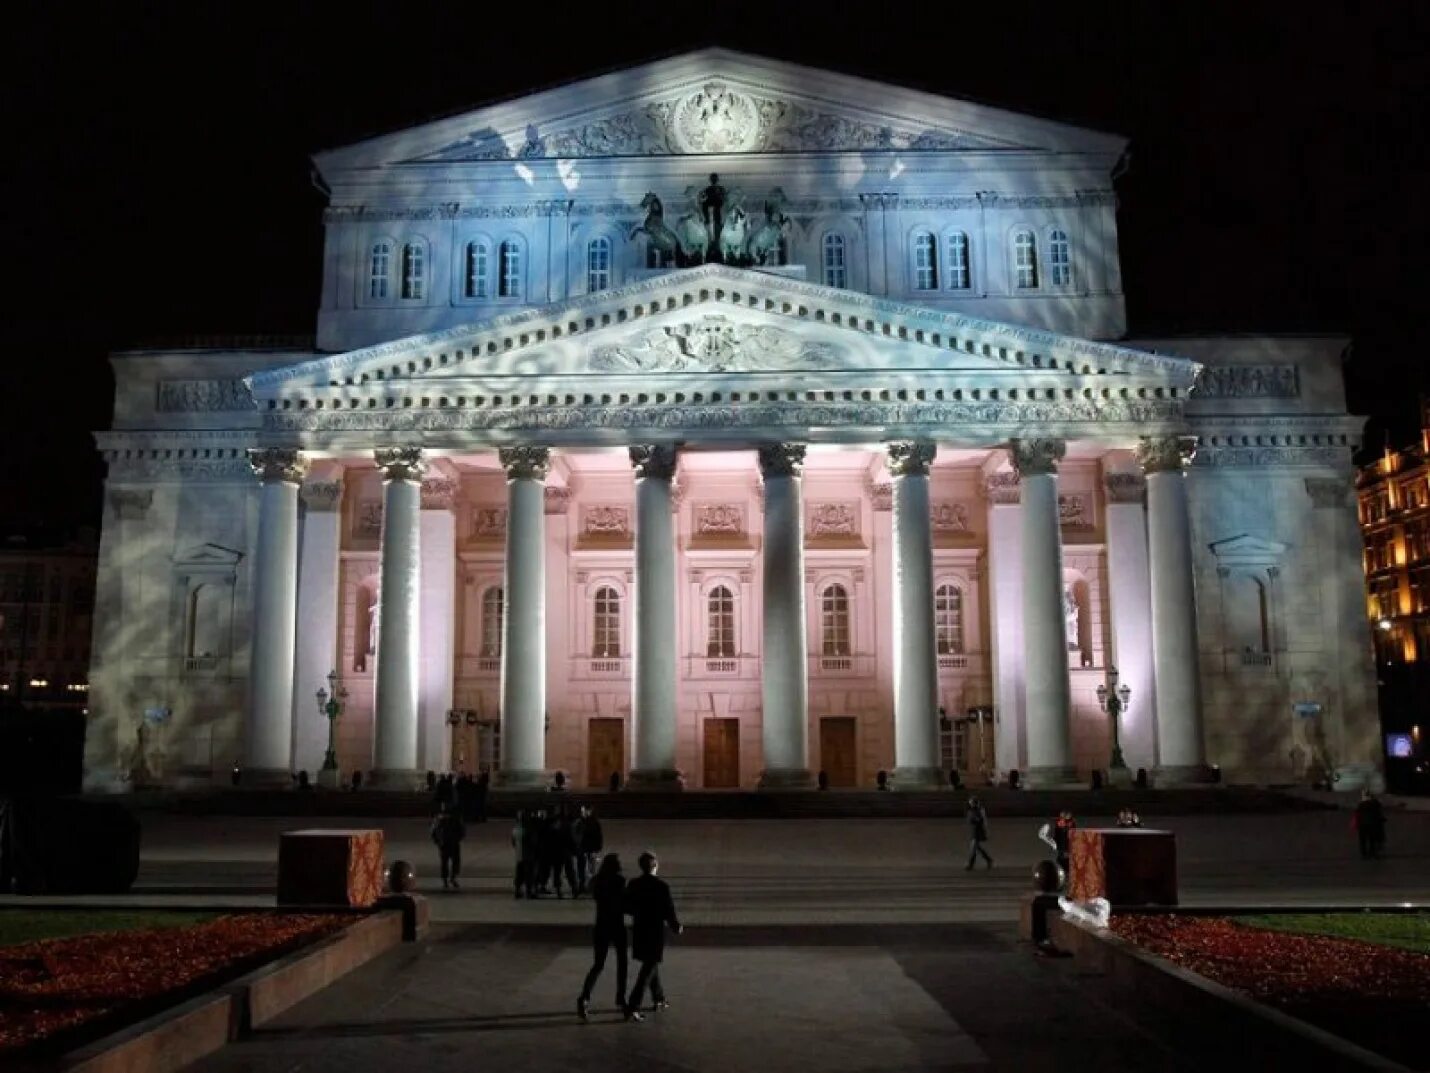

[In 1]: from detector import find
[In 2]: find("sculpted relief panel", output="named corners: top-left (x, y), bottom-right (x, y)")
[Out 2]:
top-left (156, 379), bottom-right (255, 413)
top-left (931, 502), bottom-right (970, 533)
top-left (470, 507), bottom-right (507, 539)
top-left (695, 504), bottom-right (745, 536)
top-left (808, 502), bottom-right (858, 538)
top-left (583, 505), bottom-right (631, 538)
top-left (591, 316), bottom-right (842, 374)
top-left (1196, 365), bottom-right (1300, 399)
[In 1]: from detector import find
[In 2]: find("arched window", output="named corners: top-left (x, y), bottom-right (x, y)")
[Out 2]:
top-left (946, 231), bottom-right (971, 290)
top-left (401, 241), bottom-right (426, 300)
top-left (587, 236), bottom-right (612, 293)
top-left (368, 240), bottom-right (392, 300)
top-left (707, 585), bottom-right (736, 658)
top-left (498, 240), bottom-right (522, 298)
top-left (822, 233), bottom-right (847, 288)
top-left (934, 584), bottom-right (964, 655)
top-left (481, 586), bottom-right (504, 658)
top-left (1013, 230), bottom-right (1039, 289)
top-left (821, 584), bottom-right (851, 656)
top-left (592, 586), bottom-right (621, 658)
top-left (1048, 229), bottom-right (1071, 286)
top-left (464, 241), bottom-right (490, 299)
top-left (912, 231), bottom-right (938, 290)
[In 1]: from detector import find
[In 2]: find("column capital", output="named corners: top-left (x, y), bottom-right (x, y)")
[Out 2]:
top-left (1304, 476), bottom-right (1349, 508)
top-left (758, 442), bottom-right (806, 479)
top-left (1103, 472), bottom-right (1146, 505)
top-left (108, 487), bottom-right (154, 519)
top-left (1135, 435), bottom-right (1198, 474)
top-left (498, 445), bottom-right (550, 481)
top-left (629, 444), bottom-right (678, 481)
top-left (374, 446), bottom-right (427, 482)
top-left (1009, 438), bottom-right (1065, 477)
top-left (981, 472), bottom-right (1021, 505)
top-left (420, 477), bottom-right (459, 510)
top-left (886, 441), bottom-right (936, 478)
top-left (248, 447), bottom-right (308, 484)
top-left (299, 479), bottom-right (343, 511)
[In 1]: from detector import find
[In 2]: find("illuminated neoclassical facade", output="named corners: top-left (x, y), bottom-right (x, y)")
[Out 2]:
top-left (85, 50), bottom-right (1380, 790)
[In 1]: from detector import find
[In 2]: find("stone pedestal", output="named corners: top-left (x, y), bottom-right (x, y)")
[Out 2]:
top-left (1067, 827), bottom-right (1178, 906)
top-left (277, 828), bottom-right (385, 907)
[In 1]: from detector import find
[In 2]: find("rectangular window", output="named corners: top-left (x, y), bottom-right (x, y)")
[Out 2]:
top-left (1014, 231), bottom-right (1039, 289)
top-left (369, 243), bottom-right (390, 300)
top-left (822, 234), bottom-right (847, 288)
top-left (913, 233), bottom-right (937, 290)
top-left (402, 243), bottom-right (426, 300)
top-left (466, 243), bottom-right (488, 299)
top-left (499, 243), bottom-right (522, 298)
top-left (946, 232), bottom-right (970, 290)
top-left (1049, 229), bottom-right (1071, 286)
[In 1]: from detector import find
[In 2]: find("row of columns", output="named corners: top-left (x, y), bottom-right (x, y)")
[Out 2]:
top-left (243, 433), bottom-right (1207, 789)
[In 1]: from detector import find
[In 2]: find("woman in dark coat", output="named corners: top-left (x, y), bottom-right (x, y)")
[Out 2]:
top-left (622, 851), bottom-right (683, 1021)
top-left (577, 853), bottom-right (628, 1020)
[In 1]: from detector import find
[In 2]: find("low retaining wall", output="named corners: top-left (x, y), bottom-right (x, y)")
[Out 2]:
top-left (37, 911), bottom-right (404, 1073)
top-left (1050, 913), bottom-right (1409, 1073)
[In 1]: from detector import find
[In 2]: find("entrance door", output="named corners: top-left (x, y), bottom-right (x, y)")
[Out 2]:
top-left (587, 718), bottom-right (625, 788)
top-left (820, 717), bottom-right (858, 787)
top-left (703, 718), bottom-right (740, 788)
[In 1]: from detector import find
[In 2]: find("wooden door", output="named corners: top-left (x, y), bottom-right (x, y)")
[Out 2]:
top-left (820, 717), bottom-right (858, 787)
top-left (587, 718), bottom-right (625, 788)
top-left (702, 718), bottom-right (740, 788)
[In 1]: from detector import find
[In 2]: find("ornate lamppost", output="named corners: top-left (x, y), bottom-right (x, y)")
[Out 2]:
top-left (315, 670), bottom-right (348, 789)
top-left (1095, 666), bottom-right (1132, 778)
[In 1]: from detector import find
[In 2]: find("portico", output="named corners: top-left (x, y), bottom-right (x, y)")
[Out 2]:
top-left (236, 264), bottom-right (1207, 789)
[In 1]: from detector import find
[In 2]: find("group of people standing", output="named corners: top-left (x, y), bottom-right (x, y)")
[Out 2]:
top-left (511, 805), bottom-right (605, 898)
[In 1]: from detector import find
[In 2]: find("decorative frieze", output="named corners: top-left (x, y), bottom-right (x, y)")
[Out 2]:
top-left (867, 481), bottom-right (893, 512)
top-left (1009, 438), bottom-right (1065, 477)
top-left (471, 506), bottom-right (508, 537)
top-left (1136, 435), bottom-right (1198, 474)
top-left (156, 378), bottom-right (255, 413)
top-left (629, 444), bottom-right (679, 481)
top-left (109, 488), bottom-right (154, 519)
top-left (1191, 447), bottom-right (1354, 468)
top-left (885, 441), bottom-right (936, 478)
top-left (356, 502), bottom-right (383, 538)
top-left (420, 478), bottom-right (458, 510)
top-left (695, 504), bottom-right (744, 536)
top-left (1304, 477), bottom-right (1349, 508)
top-left (247, 448), bottom-right (307, 484)
top-left (1196, 364), bottom-right (1300, 399)
top-left (593, 316), bottom-right (841, 374)
top-left (498, 445), bottom-right (550, 481)
top-left (1058, 494), bottom-right (1092, 529)
top-left (583, 505), bottom-right (630, 537)
top-left (931, 502), bottom-right (970, 532)
top-left (808, 502), bottom-right (858, 537)
top-left (299, 480), bottom-right (343, 511)
top-left (981, 472), bottom-right (1021, 505)
top-left (104, 454), bottom-right (254, 482)
top-left (374, 446), bottom-right (427, 482)
top-left (758, 443), bottom-right (806, 479)
top-left (1102, 472), bottom-right (1146, 504)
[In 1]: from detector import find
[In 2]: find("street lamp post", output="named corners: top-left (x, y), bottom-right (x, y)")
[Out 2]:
top-left (1095, 666), bottom-right (1132, 782)
top-left (315, 670), bottom-right (348, 789)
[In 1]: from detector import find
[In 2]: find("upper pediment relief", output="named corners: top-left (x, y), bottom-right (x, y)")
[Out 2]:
top-left (413, 80), bottom-right (1021, 162)
top-left (313, 50), bottom-right (1124, 175)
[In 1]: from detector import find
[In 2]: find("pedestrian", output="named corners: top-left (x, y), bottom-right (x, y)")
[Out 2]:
top-left (576, 805), bottom-right (604, 894)
top-left (474, 769), bottom-right (490, 823)
top-left (512, 809), bottom-right (536, 898)
top-left (1053, 809), bottom-right (1076, 877)
top-left (965, 796), bottom-right (993, 870)
top-left (623, 851), bottom-right (683, 1022)
top-left (577, 853), bottom-right (629, 1021)
top-left (547, 805), bottom-right (578, 898)
top-left (431, 802), bottom-right (466, 890)
top-left (1353, 789), bottom-right (1387, 859)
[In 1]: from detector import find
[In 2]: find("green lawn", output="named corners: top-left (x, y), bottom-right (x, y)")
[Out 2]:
top-left (1235, 913), bottom-right (1430, 956)
top-left (0, 910), bottom-right (218, 948)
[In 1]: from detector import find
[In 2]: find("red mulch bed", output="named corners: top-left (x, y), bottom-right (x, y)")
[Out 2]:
top-left (0, 913), bottom-right (347, 1054)
top-left (1110, 914), bottom-right (1430, 1066)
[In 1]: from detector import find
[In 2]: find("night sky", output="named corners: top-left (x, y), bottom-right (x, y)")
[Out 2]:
top-left (5, 2), bottom-right (1428, 535)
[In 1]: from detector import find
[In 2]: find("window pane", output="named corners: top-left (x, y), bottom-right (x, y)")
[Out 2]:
top-left (402, 242), bottom-right (426, 300)
top-left (466, 242), bottom-right (489, 298)
top-left (1049, 229), bottom-right (1071, 286)
top-left (822, 233), bottom-right (847, 288)
top-left (822, 584), bottom-right (851, 655)
top-left (499, 241), bottom-right (522, 297)
top-left (593, 587), bottom-right (620, 657)
top-left (587, 237), bottom-right (611, 293)
top-left (482, 587), bottom-right (504, 657)
top-left (913, 232), bottom-right (937, 290)
top-left (369, 242), bottom-right (390, 299)
top-left (1014, 230), bottom-right (1039, 289)
top-left (946, 232), bottom-right (970, 290)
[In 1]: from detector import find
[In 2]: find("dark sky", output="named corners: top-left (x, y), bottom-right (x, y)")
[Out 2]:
top-left (5, 1), bottom-right (1428, 534)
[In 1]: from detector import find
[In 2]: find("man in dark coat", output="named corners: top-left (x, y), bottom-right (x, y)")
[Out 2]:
top-left (577, 853), bottom-right (628, 1020)
top-left (1353, 790), bottom-right (1387, 859)
top-left (965, 796), bottom-right (993, 870)
top-left (430, 803), bottom-right (466, 890)
top-left (622, 851), bottom-right (683, 1021)
top-left (575, 805), bottom-right (604, 894)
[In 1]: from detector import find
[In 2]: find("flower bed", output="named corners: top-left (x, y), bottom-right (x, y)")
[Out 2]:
top-left (1110, 913), bottom-right (1430, 1067)
top-left (0, 912), bottom-right (348, 1054)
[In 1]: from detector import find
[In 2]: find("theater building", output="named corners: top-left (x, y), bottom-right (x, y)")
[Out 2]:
top-left (85, 49), bottom-right (1380, 791)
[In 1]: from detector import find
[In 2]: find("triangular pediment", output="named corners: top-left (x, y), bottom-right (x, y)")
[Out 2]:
top-left (250, 264), bottom-right (1198, 395)
top-left (314, 49), bottom-right (1124, 173)
top-left (1208, 534), bottom-right (1289, 564)
top-left (173, 543), bottom-right (244, 568)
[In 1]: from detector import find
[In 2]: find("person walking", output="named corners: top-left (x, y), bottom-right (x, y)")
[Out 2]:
top-left (623, 851), bottom-right (683, 1022)
top-left (575, 805), bottom-right (604, 895)
top-left (965, 796), bottom-right (993, 870)
top-left (431, 802), bottom-right (466, 891)
top-left (511, 809), bottom-right (536, 898)
top-left (1353, 789), bottom-right (1387, 859)
top-left (577, 853), bottom-right (629, 1021)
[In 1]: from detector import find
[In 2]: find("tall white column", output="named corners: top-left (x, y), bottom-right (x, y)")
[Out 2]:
top-left (628, 444), bottom-right (682, 789)
top-left (1102, 469), bottom-right (1157, 773)
top-left (1011, 439), bottom-right (1076, 786)
top-left (984, 473), bottom-right (1025, 776)
top-left (1137, 436), bottom-right (1208, 782)
top-left (497, 446), bottom-right (549, 786)
top-left (291, 476), bottom-right (344, 778)
top-left (888, 442), bottom-right (942, 788)
top-left (418, 475), bottom-right (458, 774)
top-left (244, 448), bottom-right (307, 784)
top-left (758, 443), bottom-right (812, 788)
top-left (372, 446), bottom-right (425, 786)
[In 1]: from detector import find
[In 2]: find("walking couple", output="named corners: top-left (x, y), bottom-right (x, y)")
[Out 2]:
top-left (577, 850), bottom-right (683, 1023)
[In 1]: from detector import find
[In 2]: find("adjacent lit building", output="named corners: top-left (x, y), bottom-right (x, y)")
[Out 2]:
top-left (0, 531), bottom-right (97, 710)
